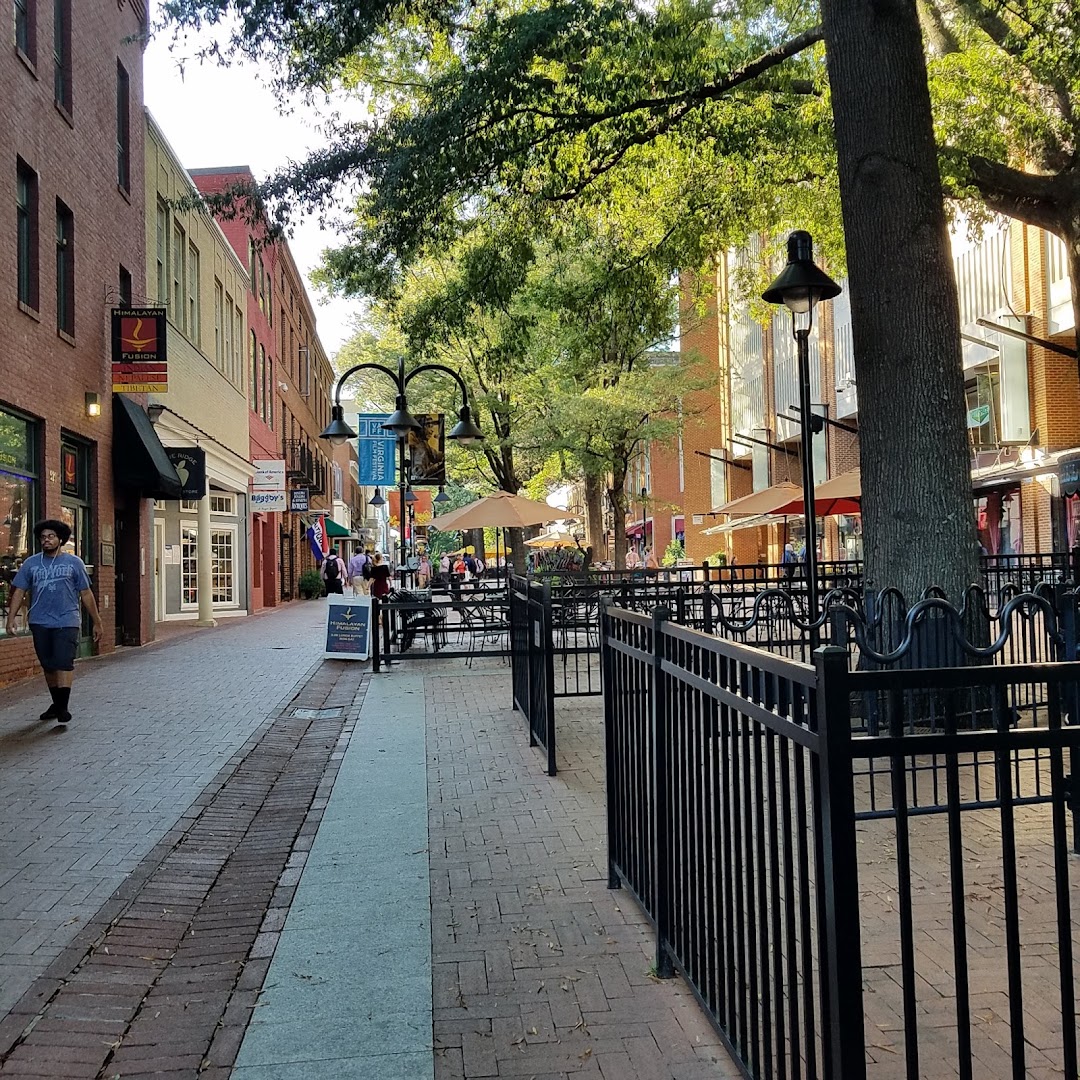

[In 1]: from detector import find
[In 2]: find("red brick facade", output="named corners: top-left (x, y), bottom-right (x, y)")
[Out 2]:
top-left (1, 0), bottom-right (150, 686)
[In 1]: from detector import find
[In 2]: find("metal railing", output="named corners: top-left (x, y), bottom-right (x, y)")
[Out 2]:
top-left (601, 600), bottom-right (1080, 1080)
top-left (371, 591), bottom-right (510, 670)
top-left (509, 575), bottom-right (556, 775)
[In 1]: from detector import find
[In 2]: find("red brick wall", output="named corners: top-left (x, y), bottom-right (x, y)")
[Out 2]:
top-left (1, 1), bottom-right (148, 686)
top-left (678, 268), bottom-right (725, 563)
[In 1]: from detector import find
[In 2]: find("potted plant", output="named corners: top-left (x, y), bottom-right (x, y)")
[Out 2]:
top-left (298, 568), bottom-right (324, 599)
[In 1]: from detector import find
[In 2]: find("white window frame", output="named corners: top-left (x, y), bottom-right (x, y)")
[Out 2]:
top-left (181, 495), bottom-right (237, 515)
top-left (210, 525), bottom-right (239, 607)
top-left (178, 521), bottom-right (240, 610)
top-left (180, 521), bottom-right (199, 611)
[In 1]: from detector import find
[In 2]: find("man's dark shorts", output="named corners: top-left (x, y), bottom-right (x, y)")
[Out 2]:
top-left (30, 626), bottom-right (80, 671)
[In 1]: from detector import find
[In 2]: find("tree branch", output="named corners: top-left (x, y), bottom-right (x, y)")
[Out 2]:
top-left (961, 152), bottom-right (1068, 232)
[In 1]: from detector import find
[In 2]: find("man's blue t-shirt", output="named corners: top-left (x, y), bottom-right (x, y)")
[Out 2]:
top-left (12, 552), bottom-right (91, 627)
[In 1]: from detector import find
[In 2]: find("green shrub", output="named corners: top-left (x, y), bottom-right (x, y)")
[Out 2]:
top-left (662, 539), bottom-right (686, 567)
top-left (298, 568), bottom-right (324, 599)
top-left (705, 551), bottom-right (728, 567)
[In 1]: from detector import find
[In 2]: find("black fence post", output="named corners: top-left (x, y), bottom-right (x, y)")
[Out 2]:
top-left (1072, 545), bottom-right (1080, 586)
top-left (372, 595), bottom-right (381, 672)
top-left (542, 579), bottom-right (557, 776)
top-left (651, 605), bottom-right (674, 979)
top-left (1059, 591), bottom-right (1080, 854)
top-left (600, 598), bottom-right (620, 890)
top-left (703, 582), bottom-right (714, 636)
top-left (814, 645), bottom-right (866, 1080)
top-left (383, 596), bottom-right (392, 664)
top-left (527, 583), bottom-right (537, 747)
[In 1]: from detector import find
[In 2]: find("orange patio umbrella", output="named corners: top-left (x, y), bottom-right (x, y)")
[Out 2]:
top-left (773, 469), bottom-right (862, 516)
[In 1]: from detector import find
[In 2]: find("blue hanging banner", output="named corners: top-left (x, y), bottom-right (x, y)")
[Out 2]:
top-left (356, 414), bottom-right (397, 486)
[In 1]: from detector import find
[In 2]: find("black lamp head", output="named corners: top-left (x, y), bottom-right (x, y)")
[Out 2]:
top-left (382, 395), bottom-right (422, 437)
top-left (320, 404), bottom-right (357, 446)
top-left (447, 403), bottom-right (483, 446)
top-left (762, 231), bottom-right (842, 314)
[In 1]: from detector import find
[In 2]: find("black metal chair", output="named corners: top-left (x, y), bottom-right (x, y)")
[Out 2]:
top-left (392, 589), bottom-right (447, 652)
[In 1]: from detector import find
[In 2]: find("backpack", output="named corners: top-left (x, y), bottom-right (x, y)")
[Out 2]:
top-left (362, 559), bottom-right (373, 580)
top-left (324, 557), bottom-right (340, 581)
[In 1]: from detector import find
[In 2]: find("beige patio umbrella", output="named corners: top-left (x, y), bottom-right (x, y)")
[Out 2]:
top-left (432, 490), bottom-right (565, 531)
top-left (710, 482), bottom-right (804, 517)
top-left (432, 491), bottom-right (567, 571)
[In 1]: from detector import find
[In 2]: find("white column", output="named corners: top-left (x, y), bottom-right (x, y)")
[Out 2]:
top-left (196, 492), bottom-right (217, 627)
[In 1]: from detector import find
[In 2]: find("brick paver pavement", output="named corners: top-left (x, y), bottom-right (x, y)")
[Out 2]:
top-left (0, 658), bottom-right (366, 1078)
top-left (0, 603), bottom-right (329, 1018)
top-left (427, 668), bottom-right (742, 1080)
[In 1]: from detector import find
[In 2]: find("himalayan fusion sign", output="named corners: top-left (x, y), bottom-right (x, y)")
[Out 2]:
top-left (111, 308), bottom-right (168, 393)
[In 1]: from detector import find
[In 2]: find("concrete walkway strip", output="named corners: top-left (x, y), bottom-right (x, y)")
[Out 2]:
top-left (233, 672), bottom-right (434, 1080)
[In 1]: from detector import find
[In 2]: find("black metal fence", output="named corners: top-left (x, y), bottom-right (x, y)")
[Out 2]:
top-left (371, 591), bottom-right (510, 671)
top-left (509, 576), bottom-right (556, 775)
top-left (601, 599), bottom-right (1080, 1080)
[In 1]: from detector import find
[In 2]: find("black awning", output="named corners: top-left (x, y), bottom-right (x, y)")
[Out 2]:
top-left (112, 394), bottom-right (183, 499)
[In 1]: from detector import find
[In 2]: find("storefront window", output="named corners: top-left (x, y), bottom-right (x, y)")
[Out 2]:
top-left (0, 409), bottom-right (38, 633)
top-left (838, 514), bottom-right (863, 561)
top-left (1066, 496), bottom-right (1080, 550)
top-left (976, 486), bottom-right (1022, 555)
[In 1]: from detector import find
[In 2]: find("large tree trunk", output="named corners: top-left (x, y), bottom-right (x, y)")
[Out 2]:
top-left (609, 458), bottom-right (629, 570)
top-left (584, 472), bottom-right (607, 560)
top-left (820, 0), bottom-right (978, 600)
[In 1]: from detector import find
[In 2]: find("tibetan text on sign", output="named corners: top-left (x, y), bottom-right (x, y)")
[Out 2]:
top-left (355, 414), bottom-right (397, 486)
top-left (111, 308), bottom-right (168, 393)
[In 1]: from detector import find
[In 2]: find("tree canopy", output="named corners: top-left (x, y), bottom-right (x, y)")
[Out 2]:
top-left (161, 0), bottom-right (1080, 593)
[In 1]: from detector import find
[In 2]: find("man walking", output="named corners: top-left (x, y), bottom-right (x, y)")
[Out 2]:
top-left (4, 519), bottom-right (102, 724)
top-left (348, 547), bottom-right (370, 595)
top-left (321, 547), bottom-right (348, 595)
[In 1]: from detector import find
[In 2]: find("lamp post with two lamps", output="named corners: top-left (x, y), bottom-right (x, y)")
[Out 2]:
top-left (762, 231), bottom-right (842, 646)
top-left (318, 357), bottom-right (482, 576)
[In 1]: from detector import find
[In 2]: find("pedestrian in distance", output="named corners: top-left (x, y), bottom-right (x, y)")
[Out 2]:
top-left (782, 541), bottom-right (798, 587)
top-left (321, 547), bottom-right (348, 595)
top-left (348, 547), bottom-right (370, 595)
top-left (370, 551), bottom-right (393, 598)
top-left (4, 519), bottom-right (103, 724)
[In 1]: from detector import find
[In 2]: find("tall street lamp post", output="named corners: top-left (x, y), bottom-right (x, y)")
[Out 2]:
top-left (319, 356), bottom-right (483, 575)
top-left (763, 231), bottom-right (842, 649)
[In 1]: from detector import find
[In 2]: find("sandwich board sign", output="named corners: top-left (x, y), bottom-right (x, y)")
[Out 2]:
top-left (324, 594), bottom-right (372, 660)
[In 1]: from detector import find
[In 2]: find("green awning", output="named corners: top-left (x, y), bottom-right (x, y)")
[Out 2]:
top-left (325, 518), bottom-right (351, 538)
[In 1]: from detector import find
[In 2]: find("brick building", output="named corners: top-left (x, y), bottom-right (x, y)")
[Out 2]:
top-left (144, 119), bottom-right (254, 625)
top-left (188, 166), bottom-right (339, 601)
top-left (661, 220), bottom-right (1080, 568)
top-left (1, 0), bottom-right (152, 686)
